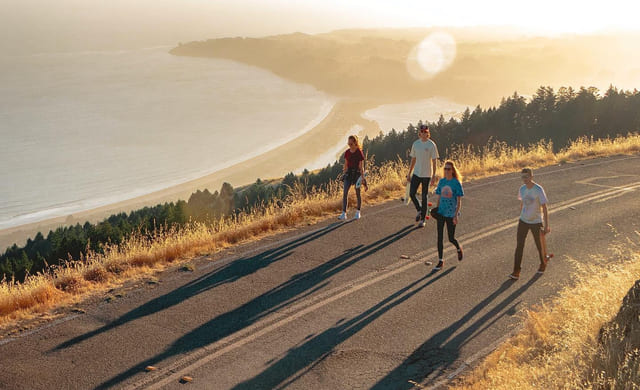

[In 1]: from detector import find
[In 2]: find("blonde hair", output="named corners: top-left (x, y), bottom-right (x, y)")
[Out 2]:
top-left (444, 160), bottom-right (463, 183)
top-left (348, 135), bottom-right (361, 150)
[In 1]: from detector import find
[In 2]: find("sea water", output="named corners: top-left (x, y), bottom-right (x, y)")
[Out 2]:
top-left (363, 97), bottom-right (469, 133)
top-left (0, 47), bottom-right (334, 229)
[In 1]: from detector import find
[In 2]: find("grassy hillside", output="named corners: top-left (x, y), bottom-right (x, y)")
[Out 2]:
top-left (1, 134), bottom-right (638, 330)
top-left (451, 240), bottom-right (640, 389)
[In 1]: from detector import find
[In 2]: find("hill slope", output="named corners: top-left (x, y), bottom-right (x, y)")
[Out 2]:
top-left (171, 29), bottom-right (640, 106)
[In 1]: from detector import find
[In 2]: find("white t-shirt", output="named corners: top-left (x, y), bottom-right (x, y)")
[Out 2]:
top-left (518, 183), bottom-right (548, 224)
top-left (410, 139), bottom-right (439, 178)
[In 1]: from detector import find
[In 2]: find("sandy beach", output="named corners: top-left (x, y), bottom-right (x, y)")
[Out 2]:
top-left (0, 99), bottom-right (385, 249)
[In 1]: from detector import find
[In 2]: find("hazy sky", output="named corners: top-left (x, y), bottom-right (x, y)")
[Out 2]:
top-left (1, 0), bottom-right (638, 53)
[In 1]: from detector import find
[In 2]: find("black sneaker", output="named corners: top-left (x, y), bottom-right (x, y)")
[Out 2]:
top-left (433, 260), bottom-right (444, 271)
top-left (415, 212), bottom-right (421, 222)
top-left (457, 247), bottom-right (463, 261)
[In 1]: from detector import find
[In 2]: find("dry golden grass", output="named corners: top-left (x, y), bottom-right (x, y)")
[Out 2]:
top-left (0, 160), bottom-right (406, 329)
top-left (450, 236), bottom-right (640, 390)
top-left (0, 133), bottom-right (638, 331)
top-left (451, 133), bottom-right (640, 181)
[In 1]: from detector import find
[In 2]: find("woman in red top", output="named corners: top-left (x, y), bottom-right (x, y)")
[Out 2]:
top-left (339, 135), bottom-right (366, 220)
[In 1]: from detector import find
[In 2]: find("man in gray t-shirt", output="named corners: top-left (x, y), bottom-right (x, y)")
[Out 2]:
top-left (406, 124), bottom-right (439, 227)
top-left (510, 168), bottom-right (552, 280)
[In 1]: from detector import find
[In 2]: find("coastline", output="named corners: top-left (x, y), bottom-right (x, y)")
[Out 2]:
top-left (0, 98), bottom-right (338, 232)
top-left (0, 99), bottom-right (384, 249)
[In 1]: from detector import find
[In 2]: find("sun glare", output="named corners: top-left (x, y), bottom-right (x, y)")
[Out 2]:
top-left (406, 32), bottom-right (457, 80)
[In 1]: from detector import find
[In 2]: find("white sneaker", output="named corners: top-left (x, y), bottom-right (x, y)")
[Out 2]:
top-left (338, 212), bottom-right (347, 220)
top-left (354, 210), bottom-right (361, 220)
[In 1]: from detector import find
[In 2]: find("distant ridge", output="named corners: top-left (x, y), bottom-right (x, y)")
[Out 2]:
top-left (171, 29), bottom-right (640, 107)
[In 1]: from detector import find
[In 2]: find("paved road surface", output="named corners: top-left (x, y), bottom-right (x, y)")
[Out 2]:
top-left (1, 155), bottom-right (639, 389)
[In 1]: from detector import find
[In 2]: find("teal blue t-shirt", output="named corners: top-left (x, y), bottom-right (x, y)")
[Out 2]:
top-left (435, 178), bottom-right (464, 218)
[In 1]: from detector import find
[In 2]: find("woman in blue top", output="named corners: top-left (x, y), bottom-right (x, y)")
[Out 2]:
top-left (432, 160), bottom-right (464, 271)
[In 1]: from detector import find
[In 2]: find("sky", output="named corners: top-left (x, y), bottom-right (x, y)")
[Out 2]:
top-left (1, 0), bottom-right (639, 53)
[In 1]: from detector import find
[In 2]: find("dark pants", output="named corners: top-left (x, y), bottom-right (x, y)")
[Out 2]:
top-left (409, 174), bottom-right (431, 220)
top-left (342, 178), bottom-right (361, 212)
top-left (437, 216), bottom-right (460, 259)
top-left (513, 219), bottom-right (544, 274)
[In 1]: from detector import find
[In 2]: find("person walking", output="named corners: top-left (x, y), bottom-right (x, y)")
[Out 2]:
top-left (407, 124), bottom-right (439, 227)
top-left (432, 160), bottom-right (464, 271)
top-left (509, 168), bottom-right (552, 280)
top-left (338, 135), bottom-right (367, 220)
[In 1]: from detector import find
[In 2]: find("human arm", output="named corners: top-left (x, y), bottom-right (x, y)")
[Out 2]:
top-left (453, 196), bottom-right (462, 225)
top-left (542, 203), bottom-right (550, 234)
top-left (407, 157), bottom-right (416, 183)
top-left (433, 180), bottom-right (443, 207)
top-left (430, 195), bottom-right (440, 208)
top-left (358, 159), bottom-right (369, 190)
top-left (431, 158), bottom-right (437, 185)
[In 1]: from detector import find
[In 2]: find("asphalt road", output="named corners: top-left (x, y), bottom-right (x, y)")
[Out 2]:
top-left (1, 155), bottom-right (639, 390)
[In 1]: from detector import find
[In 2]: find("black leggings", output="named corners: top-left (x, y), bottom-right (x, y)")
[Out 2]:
top-left (513, 219), bottom-right (544, 273)
top-left (437, 216), bottom-right (460, 259)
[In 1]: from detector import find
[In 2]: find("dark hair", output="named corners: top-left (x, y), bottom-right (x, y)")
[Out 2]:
top-left (419, 124), bottom-right (429, 131)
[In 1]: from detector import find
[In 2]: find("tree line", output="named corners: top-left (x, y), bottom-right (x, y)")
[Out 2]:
top-left (2, 85), bottom-right (639, 282)
top-left (365, 85), bottom-right (640, 163)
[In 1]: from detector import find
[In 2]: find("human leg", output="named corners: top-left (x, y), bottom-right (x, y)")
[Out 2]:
top-left (437, 216), bottom-right (445, 259)
top-left (537, 228), bottom-right (552, 273)
top-left (512, 219), bottom-right (529, 277)
top-left (409, 175), bottom-right (421, 214)
top-left (446, 217), bottom-right (460, 249)
top-left (445, 217), bottom-right (463, 260)
top-left (419, 177), bottom-right (431, 220)
top-left (342, 179), bottom-right (350, 212)
top-left (339, 179), bottom-right (350, 219)
top-left (529, 223), bottom-right (546, 271)
top-left (530, 223), bottom-right (543, 262)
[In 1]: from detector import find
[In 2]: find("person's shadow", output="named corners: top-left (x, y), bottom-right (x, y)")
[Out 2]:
top-left (53, 221), bottom-right (347, 352)
top-left (231, 268), bottom-right (457, 390)
top-left (94, 225), bottom-right (417, 389)
top-left (371, 274), bottom-right (541, 389)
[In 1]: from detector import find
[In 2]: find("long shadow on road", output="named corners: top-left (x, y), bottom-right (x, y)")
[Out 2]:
top-left (232, 268), bottom-right (457, 390)
top-left (52, 222), bottom-right (347, 353)
top-left (95, 225), bottom-right (417, 389)
top-left (372, 274), bottom-right (541, 389)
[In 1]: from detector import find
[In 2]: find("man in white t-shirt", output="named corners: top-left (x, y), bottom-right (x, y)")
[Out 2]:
top-left (509, 168), bottom-right (552, 280)
top-left (406, 124), bottom-right (439, 227)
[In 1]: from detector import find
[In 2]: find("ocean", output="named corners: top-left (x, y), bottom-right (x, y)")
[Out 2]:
top-left (363, 97), bottom-right (469, 133)
top-left (0, 47), bottom-right (334, 230)
top-left (0, 46), bottom-right (467, 232)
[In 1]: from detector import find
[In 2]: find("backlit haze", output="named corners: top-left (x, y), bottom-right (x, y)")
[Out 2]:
top-left (1, 0), bottom-right (639, 247)
top-left (2, 0), bottom-right (639, 53)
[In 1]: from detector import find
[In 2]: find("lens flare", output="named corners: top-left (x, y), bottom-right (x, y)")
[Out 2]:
top-left (407, 32), bottom-right (457, 80)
